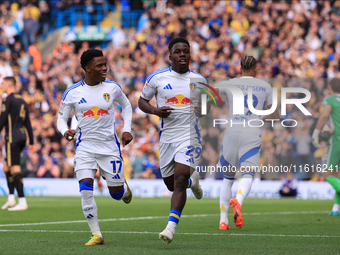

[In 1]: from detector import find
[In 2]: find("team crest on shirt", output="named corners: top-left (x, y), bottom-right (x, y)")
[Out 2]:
top-left (190, 83), bottom-right (197, 91)
top-left (103, 93), bottom-right (110, 102)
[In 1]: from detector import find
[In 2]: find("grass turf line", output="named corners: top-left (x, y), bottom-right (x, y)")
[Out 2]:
top-left (0, 197), bottom-right (338, 255)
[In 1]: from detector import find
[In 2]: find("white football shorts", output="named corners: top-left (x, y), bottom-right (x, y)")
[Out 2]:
top-left (74, 150), bottom-right (125, 187)
top-left (219, 131), bottom-right (261, 169)
top-left (159, 139), bottom-right (202, 178)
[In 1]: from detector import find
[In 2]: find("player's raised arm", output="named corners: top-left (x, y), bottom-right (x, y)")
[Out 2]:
top-left (115, 87), bottom-right (133, 147)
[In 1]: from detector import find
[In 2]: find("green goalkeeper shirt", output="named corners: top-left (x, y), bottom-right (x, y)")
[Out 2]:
top-left (322, 95), bottom-right (340, 141)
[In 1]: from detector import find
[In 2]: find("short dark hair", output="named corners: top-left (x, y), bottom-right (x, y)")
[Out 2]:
top-left (168, 38), bottom-right (190, 53)
top-left (330, 78), bottom-right (340, 93)
top-left (240, 56), bottom-right (257, 71)
top-left (3, 76), bottom-right (16, 87)
top-left (80, 49), bottom-right (104, 70)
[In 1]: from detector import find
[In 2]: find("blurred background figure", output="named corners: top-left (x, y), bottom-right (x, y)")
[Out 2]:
top-left (279, 173), bottom-right (298, 198)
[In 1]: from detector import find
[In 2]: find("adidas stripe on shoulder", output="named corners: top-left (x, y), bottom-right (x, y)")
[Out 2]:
top-left (105, 79), bottom-right (122, 90)
top-left (62, 80), bottom-right (82, 101)
top-left (147, 67), bottom-right (171, 83)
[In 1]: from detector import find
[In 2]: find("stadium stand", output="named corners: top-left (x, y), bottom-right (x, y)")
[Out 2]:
top-left (0, 0), bottom-right (339, 181)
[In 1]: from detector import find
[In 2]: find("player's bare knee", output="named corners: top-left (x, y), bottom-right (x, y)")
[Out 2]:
top-left (174, 175), bottom-right (188, 190)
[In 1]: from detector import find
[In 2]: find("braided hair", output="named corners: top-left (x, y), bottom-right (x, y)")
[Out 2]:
top-left (168, 37), bottom-right (190, 53)
top-left (240, 56), bottom-right (257, 72)
top-left (80, 49), bottom-right (103, 71)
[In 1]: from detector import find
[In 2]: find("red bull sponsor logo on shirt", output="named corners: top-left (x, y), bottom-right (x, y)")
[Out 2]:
top-left (165, 94), bottom-right (193, 107)
top-left (82, 107), bottom-right (109, 119)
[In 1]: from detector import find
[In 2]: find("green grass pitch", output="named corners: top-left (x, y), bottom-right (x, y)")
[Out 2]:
top-left (0, 197), bottom-right (338, 254)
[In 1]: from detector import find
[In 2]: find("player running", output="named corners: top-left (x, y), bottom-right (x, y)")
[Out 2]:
top-left (57, 49), bottom-right (133, 245)
top-left (217, 56), bottom-right (279, 230)
top-left (312, 78), bottom-right (340, 216)
top-left (138, 38), bottom-right (205, 244)
top-left (0, 77), bottom-right (34, 211)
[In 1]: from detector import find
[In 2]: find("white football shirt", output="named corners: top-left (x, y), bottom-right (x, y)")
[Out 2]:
top-left (141, 67), bottom-right (207, 143)
top-left (218, 76), bottom-right (273, 135)
top-left (57, 78), bottom-right (132, 155)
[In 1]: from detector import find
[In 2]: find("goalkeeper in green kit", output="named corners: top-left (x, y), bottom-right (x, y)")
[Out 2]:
top-left (312, 78), bottom-right (340, 216)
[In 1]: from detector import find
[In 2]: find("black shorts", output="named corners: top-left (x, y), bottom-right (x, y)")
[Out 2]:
top-left (5, 139), bottom-right (26, 167)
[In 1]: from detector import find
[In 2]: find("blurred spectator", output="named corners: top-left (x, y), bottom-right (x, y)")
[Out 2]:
top-left (279, 173), bottom-right (298, 197)
top-left (112, 25), bottom-right (127, 49)
top-left (24, 153), bottom-right (43, 177)
top-left (141, 167), bottom-right (156, 179)
top-left (28, 45), bottom-right (42, 72)
top-left (37, 156), bottom-right (60, 178)
top-left (38, 1), bottom-right (50, 36)
top-left (142, 152), bottom-right (160, 179)
top-left (277, 142), bottom-right (296, 169)
top-left (0, 56), bottom-right (13, 83)
top-left (132, 149), bottom-right (146, 178)
top-left (23, 3), bottom-right (41, 22)
top-left (22, 13), bottom-right (39, 50)
top-left (294, 128), bottom-right (312, 178)
top-left (122, 150), bottom-right (132, 180)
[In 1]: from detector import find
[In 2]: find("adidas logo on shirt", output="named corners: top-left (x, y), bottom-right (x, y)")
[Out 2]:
top-left (163, 84), bottom-right (172, 90)
top-left (78, 98), bottom-right (87, 104)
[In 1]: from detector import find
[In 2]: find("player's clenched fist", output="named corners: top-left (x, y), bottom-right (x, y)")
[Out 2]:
top-left (154, 106), bottom-right (175, 118)
top-left (121, 132), bottom-right (133, 147)
top-left (64, 129), bottom-right (77, 141)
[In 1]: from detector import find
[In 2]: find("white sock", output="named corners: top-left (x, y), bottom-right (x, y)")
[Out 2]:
top-left (166, 221), bottom-right (177, 232)
top-left (188, 178), bottom-right (195, 188)
top-left (18, 197), bottom-right (27, 206)
top-left (235, 176), bottom-right (254, 206)
top-left (332, 204), bottom-right (340, 212)
top-left (188, 171), bottom-right (198, 188)
top-left (81, 190), bottom-right (102, 237)
top-left (8, 194), bottom-right (15, 202)
top-left (122, 183), bottom-right (128, 199)
top-left (220, 179), bottom-right (234, 224)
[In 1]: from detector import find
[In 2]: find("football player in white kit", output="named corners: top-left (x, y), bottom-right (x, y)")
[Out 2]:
top-left (138, 38), bottom-right (205, 244)
top-left (57, 49), bottom-right (133, 245)
top-left (217, 56), bottom-right (279, 230)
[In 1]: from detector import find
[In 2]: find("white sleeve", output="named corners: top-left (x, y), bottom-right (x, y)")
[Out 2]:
top-left (57, 98), bottom-right (73, 136)
top-left (140, 78), bottom-right (157, 101)
top-left (115, 88), bottom-right (132, 133)
top-left (70, 115), bottom-right (78, 130)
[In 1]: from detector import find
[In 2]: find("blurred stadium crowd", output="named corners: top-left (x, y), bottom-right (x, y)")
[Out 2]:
top-left (0, 0), bottom-right (339, 180)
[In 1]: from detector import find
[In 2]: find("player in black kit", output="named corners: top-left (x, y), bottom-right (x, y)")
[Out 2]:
top-left (0, 77), bottom-right (34, 211)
